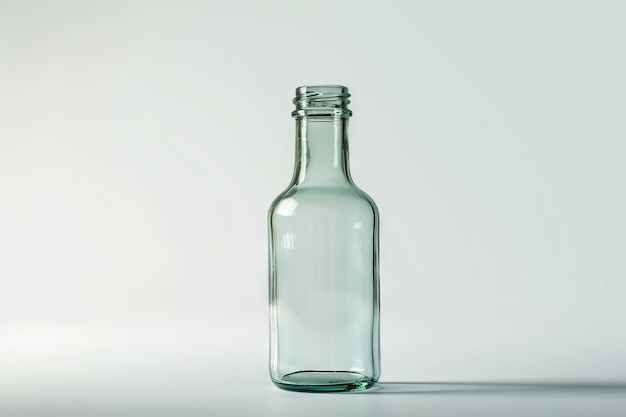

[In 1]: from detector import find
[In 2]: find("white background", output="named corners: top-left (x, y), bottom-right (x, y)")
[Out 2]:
top-left (1, 1), bottom-right (625, 415)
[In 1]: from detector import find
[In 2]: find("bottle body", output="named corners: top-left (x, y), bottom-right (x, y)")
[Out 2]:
top-left (268, 86), bottom-right (380, 392)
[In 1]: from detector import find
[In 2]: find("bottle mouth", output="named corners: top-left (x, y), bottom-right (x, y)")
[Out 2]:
top-left (292, 85), bottom-right (352, 118)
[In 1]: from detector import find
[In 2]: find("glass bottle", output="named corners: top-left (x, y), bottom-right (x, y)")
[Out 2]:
top-left (268, 85), bottom-right (380, 392)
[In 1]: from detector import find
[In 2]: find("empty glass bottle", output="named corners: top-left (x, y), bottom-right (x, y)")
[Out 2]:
top-left (268, 85), bottom-right (380, 392)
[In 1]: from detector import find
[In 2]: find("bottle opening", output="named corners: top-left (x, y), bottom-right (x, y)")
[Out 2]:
top-left (292, 85), bottom-right (352, 118)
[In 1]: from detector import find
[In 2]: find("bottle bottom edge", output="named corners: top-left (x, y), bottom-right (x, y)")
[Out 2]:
top-left (272, 370), bottom-right (377, 392)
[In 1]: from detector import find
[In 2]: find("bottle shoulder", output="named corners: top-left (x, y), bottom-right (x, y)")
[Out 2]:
top-left (269, 183), bottom-right (378, 218)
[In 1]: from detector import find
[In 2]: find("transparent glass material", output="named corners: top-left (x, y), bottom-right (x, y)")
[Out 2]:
top-left (268, 86), bottom-right (380, 392)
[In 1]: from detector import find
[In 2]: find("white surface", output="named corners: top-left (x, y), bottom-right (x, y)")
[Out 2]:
top-left (1, 1), bottom-right (625, 415)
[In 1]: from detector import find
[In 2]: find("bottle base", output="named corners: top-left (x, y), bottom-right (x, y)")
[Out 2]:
top-left (272, 370), bottom-right (376, 392)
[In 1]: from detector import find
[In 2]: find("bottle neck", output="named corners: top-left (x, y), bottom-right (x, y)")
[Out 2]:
top-left (292, 117), bottom-right (352, 186)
